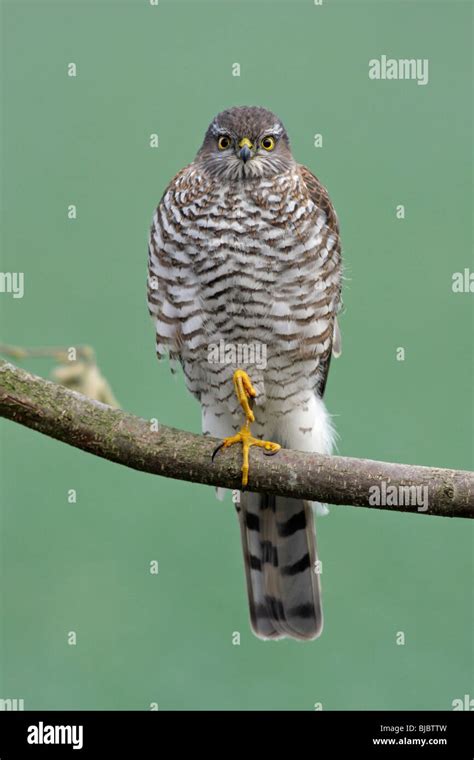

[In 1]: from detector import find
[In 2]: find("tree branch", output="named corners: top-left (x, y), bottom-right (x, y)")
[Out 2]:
top-left (0, 360), bottom-right (472, 518)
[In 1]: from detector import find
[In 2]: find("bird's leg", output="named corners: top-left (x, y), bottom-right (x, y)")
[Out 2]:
top-left (212, 369), bottom-right (281, 487)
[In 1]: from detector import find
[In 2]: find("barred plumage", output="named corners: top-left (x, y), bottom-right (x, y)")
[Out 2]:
top-left (147, 106), bottom-right (342, 640)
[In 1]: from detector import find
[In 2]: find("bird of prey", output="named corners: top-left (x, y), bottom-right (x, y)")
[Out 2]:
top-left (147, 106), bottom-right (342, 640)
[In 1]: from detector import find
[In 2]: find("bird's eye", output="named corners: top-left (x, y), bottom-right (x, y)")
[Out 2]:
top-left (218, 135), bottom-right (231, 150)
top-left (261, 136), bottom-right (276, 151)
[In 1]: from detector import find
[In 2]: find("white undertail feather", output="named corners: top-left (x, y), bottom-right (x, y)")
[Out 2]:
top-left (262, 393), bottom-right (336, 516)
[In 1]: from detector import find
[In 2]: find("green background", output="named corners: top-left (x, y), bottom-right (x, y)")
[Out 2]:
top-left (1, 0), bottom-right (472, 710)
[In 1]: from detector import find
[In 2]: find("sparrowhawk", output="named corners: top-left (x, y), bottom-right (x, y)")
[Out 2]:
top-left (147, 106), bottom-right (342, 640)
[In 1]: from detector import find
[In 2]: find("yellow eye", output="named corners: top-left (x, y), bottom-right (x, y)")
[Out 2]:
top-left (261, 136), bottom-right (275, 151)
top-left (218, 135), bottom-right (231, 150)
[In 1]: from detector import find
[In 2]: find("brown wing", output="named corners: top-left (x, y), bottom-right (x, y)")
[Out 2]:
top-left (299, 164), bottom-right (343, 397)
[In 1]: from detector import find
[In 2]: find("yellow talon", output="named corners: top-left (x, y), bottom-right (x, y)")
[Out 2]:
top-left (212, 370), bottom-right (281, 487)
top-left (233, 369), bottom-right (256, 423)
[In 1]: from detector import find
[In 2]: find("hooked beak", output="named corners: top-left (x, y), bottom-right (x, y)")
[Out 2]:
top-left (238, 137), bottom-right (253, 163)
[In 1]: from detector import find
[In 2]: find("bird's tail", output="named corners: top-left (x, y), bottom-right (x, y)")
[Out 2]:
top-left (237, 491), bottom-right (323, 640)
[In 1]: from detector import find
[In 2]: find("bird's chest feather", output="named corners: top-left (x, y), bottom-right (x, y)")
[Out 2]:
top-left (189, 180), bottom-right (313, 315)
top-left (169, 172), bottom-right (332, 365)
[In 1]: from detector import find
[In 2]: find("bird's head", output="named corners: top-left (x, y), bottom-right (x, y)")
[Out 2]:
top-left (197, 106), bottom-right (294, 181)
